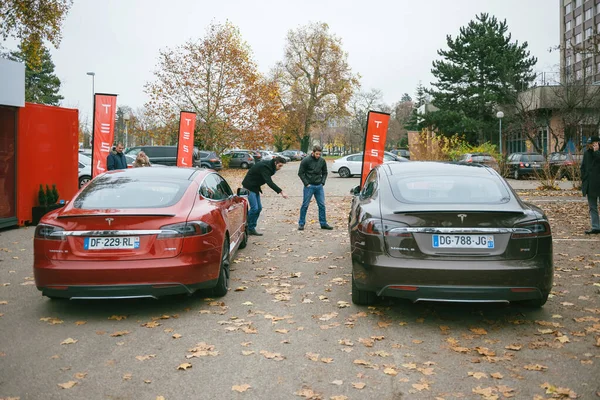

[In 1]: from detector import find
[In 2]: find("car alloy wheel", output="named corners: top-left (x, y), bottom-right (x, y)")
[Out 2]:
top-left (338, 167), bottom-right (351, 178)
top-left (79, 176), bottom-right (91, 188)
top-left (240, 162), bottom-right (249, 169)
top-left (211, 238), bottom-right (230, 297)
top-left (513, 170), bottom-right (520, 180)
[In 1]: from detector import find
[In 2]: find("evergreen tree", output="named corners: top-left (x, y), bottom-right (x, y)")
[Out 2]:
top-left (7, 44), bottom-right (63, 105)
top-left (428, 13), bottom-right (537, 143)
top-left (405, 82), bottom-right (427, 131)
top-left (400, 93), bottom-right (412, 102)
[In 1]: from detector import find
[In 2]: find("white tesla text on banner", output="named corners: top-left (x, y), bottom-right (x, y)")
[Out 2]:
top-left (177, 112), bottom-right (197, 167)
top-left (92, 94), bottom-right (117, 178)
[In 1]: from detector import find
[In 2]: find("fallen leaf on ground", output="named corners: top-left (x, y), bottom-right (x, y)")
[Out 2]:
top-left (468, 372), bottom-right (488, 380)
top-left (57, 381), bottom-right (78, 389)
top-left (491, 372), bottom-right (503, 379)
top-left (232, 384), bottom-right (251, 393)
top-left (352, 382), bottom-right (366, 389)
top-left (108, 315), bottom-right (127, 321)
top-left (74, 372), bottom-right (87, 379)
top-left (524, 364), bottom-right (548, 371)
top-left (61, 338), bottom-right (77, 345)
top-left (110, 331), bottom-right (130, 337)
top-left (177, 363), bottom-right (192, 370)
top-left (470, 328), bottom-right (488, 335)
top-left (136, 355), bottom-right (156, 361)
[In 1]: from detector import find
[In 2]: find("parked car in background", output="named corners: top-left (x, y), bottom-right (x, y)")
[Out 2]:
top-left (505, 152), bottom-right (546, 180)
top-left (547, 152), bottom-right (582, 179)
top-left (34, 167), bottom-right (248, 300)
top-left (259, 150), bottom-right (275, 161)
top-left (281, 150), bottom-right (304, 161)
top-left (125, 146), bottom-right (178, 166)
top-left (332, 152), bottom-right (409, 178)
top-left (459, 152), bottom-right (499, 171)
top-left (348, 161), bottom-right (553, 307)
top-left (194, 149), bottom-right (222, 170)
top-left (225, 151), bottom-right (255, 169)
top-left (78, 153), bottom-right (92, 188)
top-left (273, 152), bottom-right (291, 162)
top-left (390, 148), bottom-right (411, 159)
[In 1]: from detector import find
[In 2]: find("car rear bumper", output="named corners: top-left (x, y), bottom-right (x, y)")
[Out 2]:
top-left (34, 249), bottom-right (221, 299)
top-left (352, 249), bottom-right (553, 302)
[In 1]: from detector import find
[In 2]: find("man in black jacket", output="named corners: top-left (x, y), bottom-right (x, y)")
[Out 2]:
top-left (241, 156), bottom-right (288, 236)
top-left (581, 136), bottom-right (600, 234)
top-left (107, 143), bottom-right (127, 170)
top-left (297, 146), bottom-right (333, 230)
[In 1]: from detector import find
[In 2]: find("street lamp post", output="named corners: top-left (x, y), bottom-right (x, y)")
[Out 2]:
top-left (496, 111), bottom-right (504, 155)
top-left (123, 112), bottom-right (130, 149)
top-left (86, 72), bottom-right (95, 148)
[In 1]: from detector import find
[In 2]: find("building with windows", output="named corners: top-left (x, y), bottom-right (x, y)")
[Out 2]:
top-left (560, 0), bottom-right (600, 83)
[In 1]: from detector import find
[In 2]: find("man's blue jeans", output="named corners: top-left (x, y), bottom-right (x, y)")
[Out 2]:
top-left (247, 191), bottom-right (262, 231)
top-left (298, 184), bottom-right (327, 226)
top-left (588, 195), bottom-right (600, 230)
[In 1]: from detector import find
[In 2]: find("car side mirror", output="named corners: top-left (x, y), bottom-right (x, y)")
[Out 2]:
top-left (237, 188), bottom-right (249, 196)
top-left (350, 185), bottom-right (360, 196)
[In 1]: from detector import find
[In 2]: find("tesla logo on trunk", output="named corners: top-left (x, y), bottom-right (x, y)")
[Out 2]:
top-left (457, 214), bottom-right (467, 223)
top-left (105, 218), bottom-right (114, 226)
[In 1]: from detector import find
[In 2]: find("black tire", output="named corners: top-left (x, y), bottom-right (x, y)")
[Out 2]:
top-left (339, 167), bottom-right (351, 178)
top-left (351, 273), bottom-right (378, 305)
top-left (513, 169), bottom-right (520, 180)
top-left (240, 162), bottom-right (249, 169)
top-left (79, 175), bottom-right (91, 188)
top-left (211, 238), bottom-right (230, 297)
top-left (517, 293), bottom-right (548, 308)
top-left (239, 224), bottom-right (248, 250)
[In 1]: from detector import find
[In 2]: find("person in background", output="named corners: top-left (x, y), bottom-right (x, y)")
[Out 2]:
top-left (241, 156), bottom-right (289, 236)
top-left (297, 145), bottom-right (333, 231)
top-left (107, 142), bottom-right (127, 171)
top-left (133, 151), bottom-right (151, 168)
top-left (581, 136), bottom-right (600, 234)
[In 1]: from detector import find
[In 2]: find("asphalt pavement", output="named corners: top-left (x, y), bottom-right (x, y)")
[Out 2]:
top-left (0, 161), bottom-right (598, 400)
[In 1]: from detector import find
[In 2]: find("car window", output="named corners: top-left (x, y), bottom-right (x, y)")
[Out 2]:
top-left (383, 154), bottom-right (395, 161)
top-left (201, 174), bottom-right (231, 200)
top-left (347, 155), bottom-right (362, 162)
top-left (360, 170), bottom-right (378, 199)
top-left (126, 148), bottom-right (142, 156)
top-left (73, 177), bottom-right (190, 209)
top-left (142, 147), bottom-right (157, 157)
top-left (390, 175), bottom-right (510, 204)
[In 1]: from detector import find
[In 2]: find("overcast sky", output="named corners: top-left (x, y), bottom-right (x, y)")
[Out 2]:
top-left (38, 0), bottom-right (558, 124)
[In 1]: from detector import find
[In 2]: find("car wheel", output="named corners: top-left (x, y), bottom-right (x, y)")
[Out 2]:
top-left (516, 293), bottom-right (548, 308)
top-left (338, 167), bottom-right (351, 178)
top-left (513, 170), bottom-right (520, 180)
top-left (211, 238), bottom-right (230, 297)
top-left (239, 224), bottom-right (248, 250)
top-left (201, 163), bottom-right (211, 169)
top-left (240, 162), bottom-right (249, 169)
top-left (79, 175), bottom-right (91, 188)
top-left (351, 273), bottom-right (378, 305)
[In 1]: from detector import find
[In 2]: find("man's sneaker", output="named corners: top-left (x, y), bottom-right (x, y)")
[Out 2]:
top-left (320, 224), bottom-right (333, 230)
top-left (298, 225), bottom-right (304, 231)
top-left (248, 229), bottom-right (263, 236)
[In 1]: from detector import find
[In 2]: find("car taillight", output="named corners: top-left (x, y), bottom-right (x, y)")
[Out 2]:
top-left (209, 158), bottom-right (218, 162)
top-left (34, 224), bottom-right (66, 241)
top-left (158, 221), bottom-right (212, 239)
top-left (519, 162), bottom-right (525, 168)
top-left (466, 158), bottom-right (472, 162)
top-left (357, 218), bottom-right (412, 237)
top-left (511, 221), bottom-right (551, 239)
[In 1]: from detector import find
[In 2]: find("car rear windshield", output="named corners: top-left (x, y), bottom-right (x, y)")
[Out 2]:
top-left (390, 175), bottom-right (510, 204)
top-left (523, 154), bottom-right (545, 162)
top-left (73, 176), bottom-right (190, 209)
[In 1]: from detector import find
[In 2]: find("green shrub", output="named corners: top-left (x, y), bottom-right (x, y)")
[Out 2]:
top-left (38, 184), bottom-right (46, 207)
top-left (221, 154), bottom-right (232, 168)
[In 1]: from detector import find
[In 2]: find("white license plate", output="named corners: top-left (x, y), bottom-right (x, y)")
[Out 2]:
top-left (84, 237), bottom-right (140, 250)
top-left (432, 235), bottom-right (494, 249)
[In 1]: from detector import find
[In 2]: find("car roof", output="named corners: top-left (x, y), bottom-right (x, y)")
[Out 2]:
top-left (383, 161), bottom-right (496, 177)
top-left (105, 166), bottom-right (203, 181)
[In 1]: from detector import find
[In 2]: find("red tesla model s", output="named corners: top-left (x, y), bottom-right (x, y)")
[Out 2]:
top-left (34, 167), bottom-right (248, 300)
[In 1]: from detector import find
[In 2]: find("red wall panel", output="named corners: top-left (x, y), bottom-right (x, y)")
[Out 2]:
top-left (16, 103), bottom-right (79, 225)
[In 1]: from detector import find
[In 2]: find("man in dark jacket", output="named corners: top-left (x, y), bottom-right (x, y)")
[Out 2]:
top-left (297, 145), bottom-right (333, 230)
top-left (581, 136), bottom-right (600, 234)
top-left (107, 142), bottom-right (127, 171)
top-left (242, 156), bottom-right (288, 236)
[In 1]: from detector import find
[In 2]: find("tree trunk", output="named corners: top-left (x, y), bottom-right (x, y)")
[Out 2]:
top-left (300, 136), bottom-right (310, 153)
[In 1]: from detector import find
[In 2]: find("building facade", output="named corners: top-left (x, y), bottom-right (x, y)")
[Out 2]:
top-left (560, 0), bottom-right (600, 83)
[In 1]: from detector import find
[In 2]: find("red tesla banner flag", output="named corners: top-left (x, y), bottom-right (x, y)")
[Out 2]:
top-left (360, 111), bottom-right (390, 187)
top-left (176, 111), bottom-right (196, 167)
top-left (91, 94), bottom-right (117, 178)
